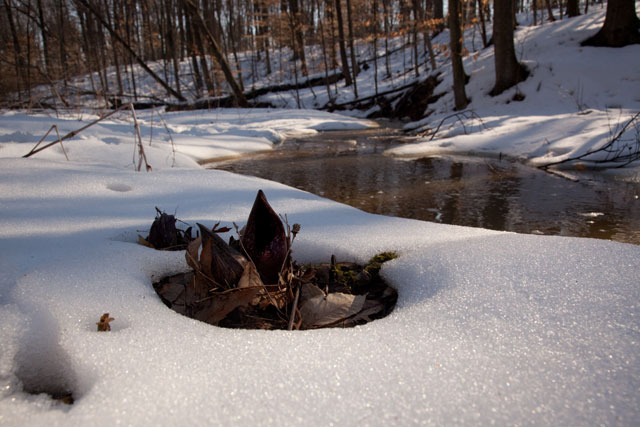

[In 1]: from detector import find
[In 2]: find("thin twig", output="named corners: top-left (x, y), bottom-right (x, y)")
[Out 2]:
top-left (23, 103), bottom-right (129, 158)
top-left (540, 112), bottom-right (640, 169)
top-left (287, 283), bottom-right (301, 331)
top-left (130, 104), bottom-right (151, 172)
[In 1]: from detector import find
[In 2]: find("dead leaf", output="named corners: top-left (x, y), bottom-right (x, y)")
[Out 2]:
top-left (298, 283), bottom-right (366, 328)
top-left (148, 210), bottom-right (179, 249)
top-left (145, 208), bottom-right (193, 250)
top-left (137, 235), bottom-right (154, 248)
top-left (192, 287), bottom-right (261, 324)
top-left (185, 237), bottom-right (202, 271)
top-left (241, 190), bottom-right (288, 284)
top-left (197, 223), bottom-right (248, 289)
top-left (238, 261), bottom-right (263, 289)
top-left (97, 313), bottom-right (114, 331)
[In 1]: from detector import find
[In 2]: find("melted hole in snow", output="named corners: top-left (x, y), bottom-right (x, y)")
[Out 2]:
top-left (14, 309), bottom-right (78, 407)
top-left (152, 254), bottom-right (399, 330)
top-left (106, 183), bottom-right (132, 192)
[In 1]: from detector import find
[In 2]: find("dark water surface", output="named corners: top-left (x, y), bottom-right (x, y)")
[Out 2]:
top-left (207, 127), bottom-right (640, 245)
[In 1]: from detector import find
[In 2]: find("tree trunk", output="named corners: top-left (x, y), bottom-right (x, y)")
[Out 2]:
top-left (334, 0), bottom-right (353, 86)
top-left (36, 0), bottom-right (52, 77)
top-left (3, 0), bottom-right (26, 94)
top-left (448, 0), bottom-right (469, 110)
top-left (288, 0), bottom-right (308, 76)
top-left (372, 0), bottom-right (379, 95)
top-left (345, 0), bottom-right (359, 97)
top-left (478, 0), bottom-right (489, 46)
top-left (434, 0), bottom-right (444, 31)
top-left (490, 0), bottom-right (529, 96)
top-left (566, 0), bottom-right (580, 17)
top-left (544, 0), bottom-right (556, 22)
top-left (581, 0), bottom-right (640, 47)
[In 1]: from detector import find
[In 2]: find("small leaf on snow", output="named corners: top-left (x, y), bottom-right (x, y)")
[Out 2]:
top-left (242, 190), bottom-right (288, 284)
top-left (299, 283), bottom-right (366, 328)
top-left (97, 313), bottom-right (114, 331)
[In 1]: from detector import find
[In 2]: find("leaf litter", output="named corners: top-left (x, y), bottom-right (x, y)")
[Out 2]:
top-left (150, 190), bottom-right (397, 330)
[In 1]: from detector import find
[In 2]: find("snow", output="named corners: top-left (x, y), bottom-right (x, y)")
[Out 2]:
top-left (0, 108), bottom-right (376, 168)
top-left (0, 159), bottom-right (638, 425)
top-left (1, 5), bottom-right (639, 426)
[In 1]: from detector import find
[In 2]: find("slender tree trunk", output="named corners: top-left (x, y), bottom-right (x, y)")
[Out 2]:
top-left (288, 0), bottom-right (308, 76)
top-left (478, 0), bottom-right (489, 46)
top-left (316, 0), bottom-right (334, 102)
top-left (36, 0), bottom-right (52, 78)
top-left (372, 0), bottom-right (379, 95)
top-left (433, 0), bottom-right (444, 31)
top-left (383, 0), bottom-right (391, 77)
top-left (345, 0), bottom-right (358, 96)
top-left (449, 0), bottom-right (469, 110)
top-left (411, 0), bottom-right (420, 77)
top-left (334, 0), bottom-right (353, 86)
top-left (3, 0), bottom-right (26, 94)
top-left (545, 0), bottom-right (556, 21)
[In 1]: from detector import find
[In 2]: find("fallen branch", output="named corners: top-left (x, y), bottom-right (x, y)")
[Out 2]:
top-left (23, 124), bottom-right (69, 160)
top-left (413, 109), bottom-right (489, 139)
top-left (540, 112), bottom-right (640, 169)
top-left (23, 104), bottom-right (130, 158)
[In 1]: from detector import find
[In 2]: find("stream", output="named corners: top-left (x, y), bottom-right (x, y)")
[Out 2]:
top-left (206, 127), bottom-right (640, 245)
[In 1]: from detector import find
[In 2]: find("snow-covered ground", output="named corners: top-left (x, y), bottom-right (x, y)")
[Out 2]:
top-left (1, 5), bottom-right (639, 426)
top-left (0, 108), bottom-right (376, 168)
top-left (1, 155), bottom-right (639, 425)
top-left (387, 8), bottom-right (640, 175)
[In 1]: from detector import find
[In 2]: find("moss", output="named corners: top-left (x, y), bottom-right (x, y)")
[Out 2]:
top-left (364, 252), bottom-right (398, 276)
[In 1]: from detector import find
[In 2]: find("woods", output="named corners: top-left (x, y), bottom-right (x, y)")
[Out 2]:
top-left (1, 0), bottom-right (638, 109)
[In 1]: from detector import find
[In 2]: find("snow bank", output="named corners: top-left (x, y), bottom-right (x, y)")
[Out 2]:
top-left (0, 158), bottom-right (638, 425)
top-left (0, 108), bottom-right (377, 168)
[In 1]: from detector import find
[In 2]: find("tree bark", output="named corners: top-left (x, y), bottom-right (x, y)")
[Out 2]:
top-left (334, 0), bottom-right (353, 86)
top-left (448, 0), bottom-right (469, 110)
top-left (490, 0), bottom-right (529, 96)
top-left (345, 0), bottom-right (359, 96)
top-left (566, 0), bottom-right (580, 17)
top-left (581, 0), bottom-right (640, 47)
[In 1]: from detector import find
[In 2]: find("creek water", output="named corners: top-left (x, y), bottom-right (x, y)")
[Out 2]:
top-left (207, 127), bottom-right (640, 245)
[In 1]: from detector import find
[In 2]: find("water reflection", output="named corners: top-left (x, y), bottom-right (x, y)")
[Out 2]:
top-left (208, 129), bottom-right (640, 245)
